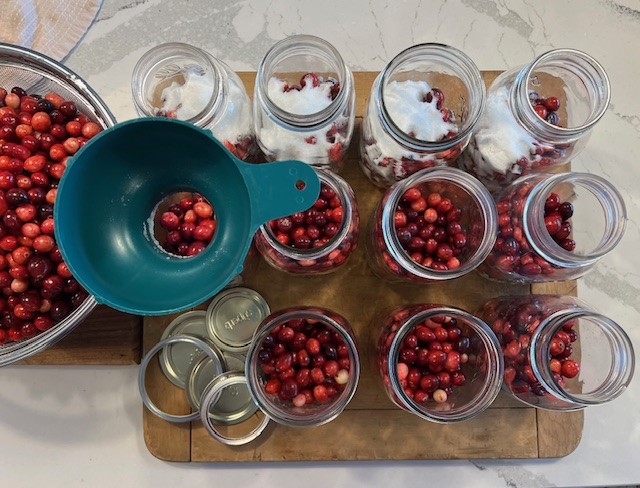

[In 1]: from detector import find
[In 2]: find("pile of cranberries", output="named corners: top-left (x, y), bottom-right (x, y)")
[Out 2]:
top-left (543, 192), bottom-right (575, 252)
top-left (485, 183), bottom-right (576, 279)
top-left (481, 297), bottom-right (580, 397)
top-left (0, 86), bottom-right (102, 344)
top-left (378, 307), bottom-right (483, 406)
top-left (158, 193), bottom-right (216, 257)
top-left (255, 178), bottom-right (358, 273)
top-left (258, 317), bottom-right (352, 407)
top-left (379, 186), bottom-right (469, 276)
top-left (529, 91), bottom-right (561, 127)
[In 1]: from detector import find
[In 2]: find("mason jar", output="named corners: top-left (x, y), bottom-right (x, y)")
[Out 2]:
top-left (375, 304), bottom-right (503, 422)
top-left (132, 42), bottom-right (257, 160)
top-left (253, 168), bottom-right (359, 274)
top-left (477, 295), bottom-right (634, 410)
top-left (480, 172), bottom-right (626, 282)
top-left (458, 49), bottom-right (610, 193)
top-left (253, 35), bottom-right (356, 172)
top-left (360, 43), bottom-right (486, 187)
top-left (367, 167), bottom-right (497, 283)
top-left (245, 307), bottom-right (360, 427)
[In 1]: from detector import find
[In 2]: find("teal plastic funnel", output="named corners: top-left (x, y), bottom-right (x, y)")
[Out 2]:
top-left (54, 118), bottom-right (319, 315)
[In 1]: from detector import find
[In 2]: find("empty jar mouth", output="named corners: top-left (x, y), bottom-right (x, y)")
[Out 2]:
top-left (513, 48), bottom-right (611, 141)
top-left (256, 35), bottom-right (351, 128)
top-left (382, 167), bottom-right (497, 280)
top-left (386, 306), bottom-right (504, 422)
top-left (131, 42), bottom-right (222, 125)
top-left (524, 172), bottom-right (627, 268)
top-left (532, 308), bottom-right (635, 407)
top-left (377, 43), bottom-right (486, 152)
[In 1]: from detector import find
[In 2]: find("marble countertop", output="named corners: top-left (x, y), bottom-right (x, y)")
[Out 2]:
top-left (1, 0), bottom-right (639, 486)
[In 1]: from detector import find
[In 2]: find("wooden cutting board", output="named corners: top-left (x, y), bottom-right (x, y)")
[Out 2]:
top-left (141, 71), bottom-right (583, 462)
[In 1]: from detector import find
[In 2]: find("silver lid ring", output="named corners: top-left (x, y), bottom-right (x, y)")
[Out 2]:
top-left (200, 374), bottom-right (270, 445)
top-left (139, 335), bottom-right (221, 423)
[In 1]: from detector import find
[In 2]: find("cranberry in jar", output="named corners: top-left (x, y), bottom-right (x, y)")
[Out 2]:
top-left (254, 169), bottom-right (358, 274)
top-left (132, 43), bottom-right (257, 161)
top-left (459, 49), bottom-right (610, 194)
top-left (253, 35), bottom-right (356, 173)
top-left (480, 172), bottom-right (626, 283)
top-left (376, 304), bottom-right (503, 422)
top-left (367, 167), bottom-right (496, 283)
top-left (245, 307), bottom-right (360, 427)
top-left (360, 44), bottom-right (485, 187)
top-left (477, 295), bottom-right (634, 410)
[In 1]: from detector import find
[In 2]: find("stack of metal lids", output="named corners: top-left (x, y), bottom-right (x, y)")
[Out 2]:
top-left (138, 287), bottom-right (272, 445)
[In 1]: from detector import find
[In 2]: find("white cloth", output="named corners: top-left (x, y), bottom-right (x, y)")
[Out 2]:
top-left (0, 0), bottom-right (103, 61)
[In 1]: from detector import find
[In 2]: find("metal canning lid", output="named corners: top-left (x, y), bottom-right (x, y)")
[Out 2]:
top-left (139, 335), bottom-right (222, 423)
top-left (160, 310), bottom-right (223, 389)
top-left (206, 287), bottom-right (270, 352)
top-left (200, 372), bottom-right (269, 445)
top-left (199, 371), bottom-right (258, 425)
top-left (185, 354), bottom-right (226, 410)
top-left (222, 351), bottom-right (246, 372)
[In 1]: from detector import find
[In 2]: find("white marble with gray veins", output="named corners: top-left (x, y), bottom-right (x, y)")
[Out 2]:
top-left (1, 1), bottom-right (639, 487)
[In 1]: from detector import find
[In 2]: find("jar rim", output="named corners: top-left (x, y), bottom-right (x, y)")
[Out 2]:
top-left (512, 48), bottom-right (611, 141)
top-left (259, 169), bottom-right (355, 260)
top-left (530, 307), bottom-right (635, 407)
top-left (376, 43), bottom-right (486, 152)
top-left (245, 307), bottom-right (360, 427)
top-left (131, 42), bottom-right (224, 126)
top-left (386, 305), bottom-right (504, 422)
top-left (381, 167), bottom-right (498, 280)
top-left (256, 34), bottom-right (352, 129)
top-left (523, 172), bottom-right (627, 267)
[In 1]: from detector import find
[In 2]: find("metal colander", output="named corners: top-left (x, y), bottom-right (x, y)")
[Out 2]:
top-left (0, 42), bottom-right (116, 366)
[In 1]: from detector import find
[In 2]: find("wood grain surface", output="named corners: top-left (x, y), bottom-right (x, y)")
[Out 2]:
top-left (142, 71), bottom-right (583, 462)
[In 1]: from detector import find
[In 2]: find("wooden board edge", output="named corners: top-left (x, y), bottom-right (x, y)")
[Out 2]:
top-left (143, 408), bottom-right (192, 462)
top-left (536, 409), bottom-right (584, 458)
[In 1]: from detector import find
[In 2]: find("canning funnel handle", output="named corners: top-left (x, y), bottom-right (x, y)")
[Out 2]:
top-left (240, 160), bottom-right (320, 230)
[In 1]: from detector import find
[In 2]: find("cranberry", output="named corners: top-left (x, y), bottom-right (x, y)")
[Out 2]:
top-left (258, 317), bottom-right (351, 407)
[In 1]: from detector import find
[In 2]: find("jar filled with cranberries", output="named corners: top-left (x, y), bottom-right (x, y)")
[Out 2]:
top-left (367, 167), bottom-right (497, 283)
top-left (376, 304), bottom-right (503, 422)
top-left (458, 49), bottom-right (610, 193)
top-left (245, 307), bottom-right (360, 427)
top-left (477, 295), bottom-right (634, 410)
top-left (360, 43), bottom-right (486, 187)
top-left (253, 169), bottom-right (358, 274)
top-left (480, 172), bottom-right (626, 282)
top-left (253, 35), bottom-right (356, 172)
top-left (132, 42), bottom-right (257, 160)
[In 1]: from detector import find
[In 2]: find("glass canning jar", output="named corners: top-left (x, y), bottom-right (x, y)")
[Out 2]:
top-left (375, 304), bottom-right (503, 422)
top-left (360, 43), bottom-right (486, 187)
top-left (367, 167), bottom-right (497, 283)
top-left (480, 172), bottom-right (626, 282)
top-left (458, 49), bottom-right (610, 193)
top-left (245, 307), bottom-right (360, 427)
top-left (253, 169), bottom-right (358, 274)
top-left (132, 42), bottom-right (257, 160)
top-left (253, 35), bottom-right (356, 172)
top-left (477, 295), bottom-right (634, 410)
